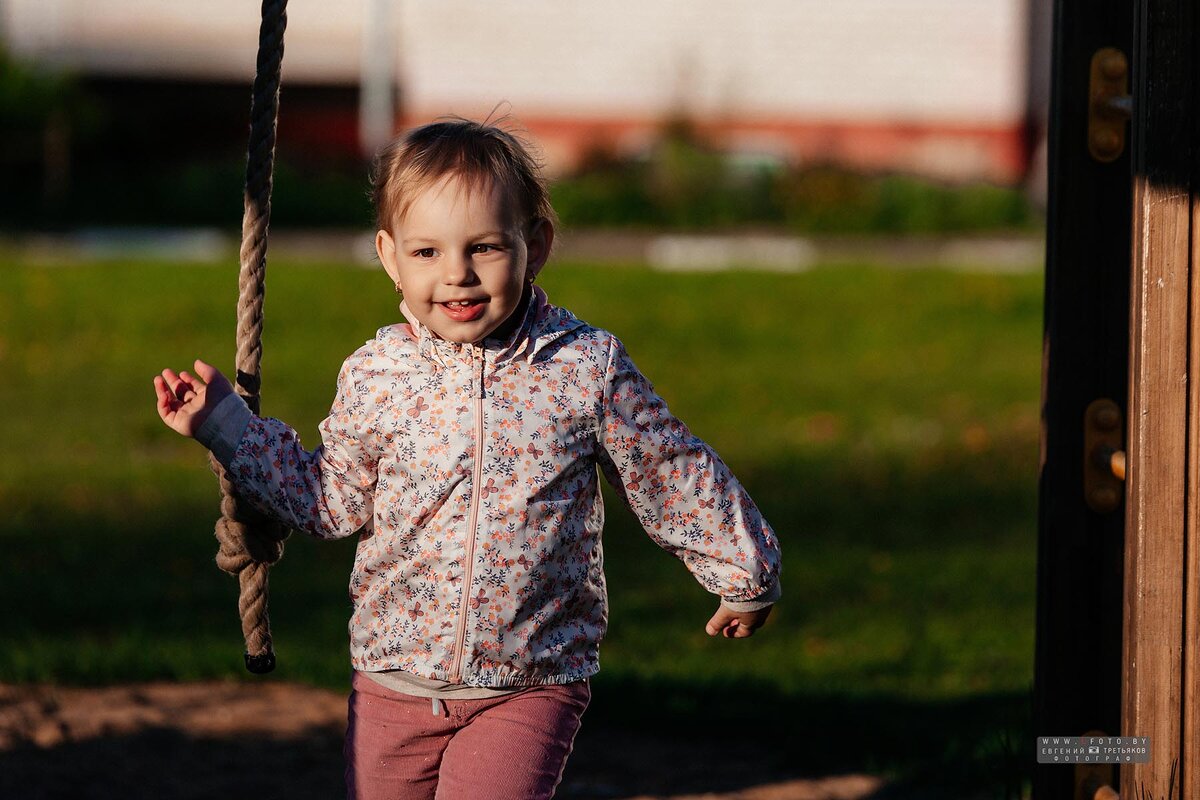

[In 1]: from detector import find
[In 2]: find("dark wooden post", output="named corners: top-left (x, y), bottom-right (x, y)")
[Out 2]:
top-left (1034, 0), bottom-right (1133, 797)
top-left (1039, 0), bottom-right (1198, 795)
top-left (1121, 0), bottom-right (1195, 796)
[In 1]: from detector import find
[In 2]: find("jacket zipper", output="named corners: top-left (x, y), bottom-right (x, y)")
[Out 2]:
top-left (450, 346), bottom-right (486, 682)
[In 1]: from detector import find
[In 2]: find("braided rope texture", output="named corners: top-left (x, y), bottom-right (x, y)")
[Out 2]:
top-left (212, 0), bottom-right (291, 673)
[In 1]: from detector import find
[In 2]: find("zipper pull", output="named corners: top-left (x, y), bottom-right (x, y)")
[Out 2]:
top-left (478, 347), bottom-right (486, 399)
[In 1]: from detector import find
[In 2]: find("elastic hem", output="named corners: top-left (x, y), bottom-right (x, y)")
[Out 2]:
top-left (349, 658), bottom-right (600, 690)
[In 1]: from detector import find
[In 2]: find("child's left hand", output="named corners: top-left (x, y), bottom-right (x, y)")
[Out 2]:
top-left (705, 604), bottom-right (772, 638)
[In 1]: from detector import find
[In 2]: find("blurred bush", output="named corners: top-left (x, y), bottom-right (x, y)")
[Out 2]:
top-left (0, 50), bottom-right (102, 226)
top-left (0, 49), bottom-right (372, 232)
top-left (554, 121), bottom-right (1041, 234)
top-left (56, 158), bottom-right (373, 229)
top-left (1, 65), bottom-right (1038, 236)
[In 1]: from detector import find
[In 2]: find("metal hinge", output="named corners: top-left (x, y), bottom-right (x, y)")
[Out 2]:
top-left (1084, 399), bottom-right (1126, 512)
top-left (1088, 48), bottom-right (1133, 162)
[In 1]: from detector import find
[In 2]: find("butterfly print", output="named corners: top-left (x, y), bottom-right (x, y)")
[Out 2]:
top-left (408, 396), bottom-right (429, 418)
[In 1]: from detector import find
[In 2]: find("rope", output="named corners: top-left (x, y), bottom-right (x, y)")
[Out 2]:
top-left (210, 0), bottom-right (291, 674)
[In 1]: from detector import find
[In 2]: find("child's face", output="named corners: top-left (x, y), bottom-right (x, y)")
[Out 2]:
top-left (376, 175), bottom-right (552, 344)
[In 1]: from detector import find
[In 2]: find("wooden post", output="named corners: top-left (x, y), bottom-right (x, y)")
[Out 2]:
top-left (1034, 0), bottom-right (1133, 794)
top-left (1189, 88), bottom-right (1200, 800)
top-left (1122, 0), bottom-right (1195, 795)
top-left (1040, 0), bottom-right (1199, 795)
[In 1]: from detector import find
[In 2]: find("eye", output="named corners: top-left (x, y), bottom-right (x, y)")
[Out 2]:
top-left (470, 243), bottom-right (502, 255)
top-left (413, 248), bottom-right (437, 259)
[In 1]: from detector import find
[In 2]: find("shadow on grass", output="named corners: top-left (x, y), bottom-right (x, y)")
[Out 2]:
top-left (0, 448), bottom-right (1036, 798)
top-left (574, 677), bottom-right (1031, 799)
top-left (0, 726), bottom-right (345, 800)
top-left (0, 682), bottom-right (1030, 800)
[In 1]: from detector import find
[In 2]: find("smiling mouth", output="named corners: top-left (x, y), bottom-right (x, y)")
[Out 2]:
top-left (438, 299), bottom-right (487, 321)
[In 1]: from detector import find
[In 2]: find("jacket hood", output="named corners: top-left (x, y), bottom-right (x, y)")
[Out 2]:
top-left (376, 284), bottom-right (588, 367)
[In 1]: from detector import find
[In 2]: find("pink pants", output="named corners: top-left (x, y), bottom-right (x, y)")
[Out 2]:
top-left (344, 671), bottom-right (591, 800)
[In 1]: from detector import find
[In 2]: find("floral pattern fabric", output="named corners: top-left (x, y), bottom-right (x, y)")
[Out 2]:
top-left (227, 286), bottom-right (781, 687)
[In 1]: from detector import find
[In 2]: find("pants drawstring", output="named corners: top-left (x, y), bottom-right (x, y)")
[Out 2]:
top-left (431, 697), bottom-right (449, 718)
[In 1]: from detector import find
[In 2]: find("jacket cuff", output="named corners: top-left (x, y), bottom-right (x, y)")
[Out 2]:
top-left (195, 392), bottom-right (253, 468)
top-left (720, 580), bottom-right (781, 613)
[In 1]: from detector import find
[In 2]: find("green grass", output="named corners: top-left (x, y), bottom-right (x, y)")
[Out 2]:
top-left (0, 256), bottom-right (1042, 795)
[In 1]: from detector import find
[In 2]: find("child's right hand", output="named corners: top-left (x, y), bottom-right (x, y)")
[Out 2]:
top-left (153, 359), bottom-right (235, 438)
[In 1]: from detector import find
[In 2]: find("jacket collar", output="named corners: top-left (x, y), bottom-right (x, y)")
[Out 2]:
top-left (388, 284), bottom-right (587, 366)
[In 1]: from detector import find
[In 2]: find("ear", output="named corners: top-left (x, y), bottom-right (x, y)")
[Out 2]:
top-left (376, 229), bottom-right (402, 287)
top-left (524, 217), bottom-right (555, 277)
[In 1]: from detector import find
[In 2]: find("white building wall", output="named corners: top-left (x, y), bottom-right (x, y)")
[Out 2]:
top-left (400, 1), bottom-right (1026, 125)
top-left (3, 0), bottom-right (1027, 125)
top-left (1, 0), bottom-right (365, 83)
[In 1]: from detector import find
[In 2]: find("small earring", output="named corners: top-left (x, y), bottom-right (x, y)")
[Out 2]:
top-left (394, 282), bottom-right (402, 294)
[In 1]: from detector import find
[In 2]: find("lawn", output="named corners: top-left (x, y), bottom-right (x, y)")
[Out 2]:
top-left (0, 255), bottom-right (1043, 795)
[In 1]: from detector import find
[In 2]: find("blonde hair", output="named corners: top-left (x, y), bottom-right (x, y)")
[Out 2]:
top-left (371, 117), bottom-right (556, 234)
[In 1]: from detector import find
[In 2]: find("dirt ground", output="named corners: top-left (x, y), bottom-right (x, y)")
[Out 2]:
top-left (0, 682), bottom-right (889, 800)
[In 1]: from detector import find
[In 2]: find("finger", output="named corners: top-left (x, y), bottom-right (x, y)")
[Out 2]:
top-left (706, 612), bottom-right (732, 636)
top-left (715, 615), bottom-right (739, 637)
top-left (154, 377), bottom-right (177, 420)
top-left (731, 623), bottom-right (756, 639)
top-left (175, 374), bottom-right (202, 403)
top-left (154, 375), bottom-right (179, 405)
top-left (193, 359), bottom-right (219, 385)
top-left (717, 616), bottom-right (758, 638)
top-left (153, 375), bottom-right (171, 407)
top-left (160, 368), bottom-right (190, 397)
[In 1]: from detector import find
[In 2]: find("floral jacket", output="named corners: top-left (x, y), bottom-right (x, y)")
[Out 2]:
top-left (202, 286), bottom-right (781, 687)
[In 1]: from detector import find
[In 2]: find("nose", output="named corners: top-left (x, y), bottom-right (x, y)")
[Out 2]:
top-left (440, 253), bottom-right (475, 285)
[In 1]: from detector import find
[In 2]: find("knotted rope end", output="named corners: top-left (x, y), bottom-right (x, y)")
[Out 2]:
top-left (244, 651), bottom-right (277, 674)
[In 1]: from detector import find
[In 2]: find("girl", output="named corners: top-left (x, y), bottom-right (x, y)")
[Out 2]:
top-left (153, 119), bottom-right (782, 800)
